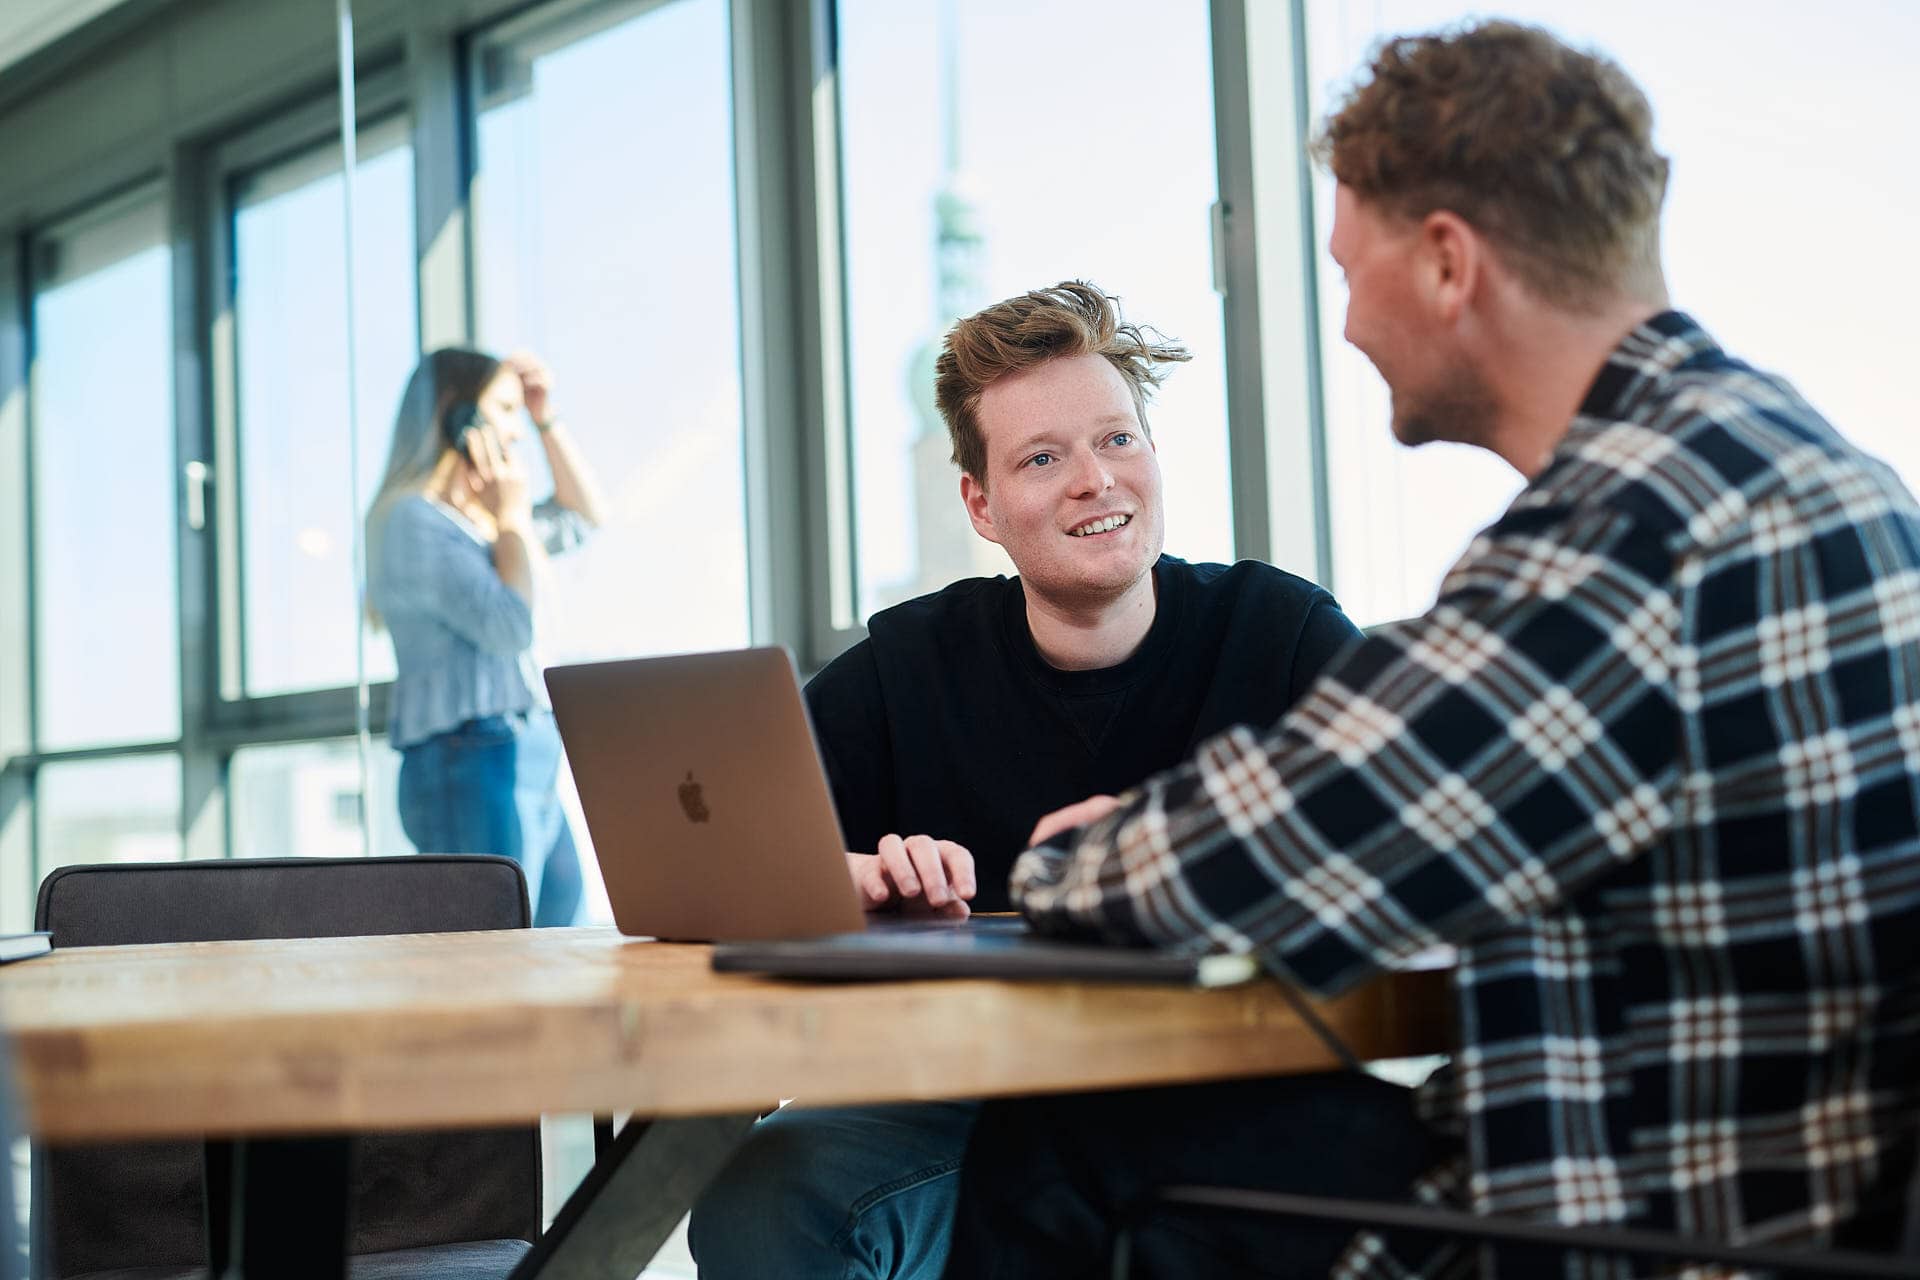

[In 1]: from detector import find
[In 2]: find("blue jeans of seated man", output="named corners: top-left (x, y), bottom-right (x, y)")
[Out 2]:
top-left (397, 710), bottom-right (584, 927)
top-left (689, 1100), bottom-right (979, 1280)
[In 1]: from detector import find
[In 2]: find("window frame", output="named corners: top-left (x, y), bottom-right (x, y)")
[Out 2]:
top-left (201, 67), bottom-right (413, 742)
top-left (0, 0), bottom-right (1345, 924)
top-left (6, 175), bottom-right (192, 916)
top-left (1210, 0), bottom-right (1331, 589)
top-left (804, 0), bottom-right (1331, 650)
top-left (732, 0), bottom-right (857, 666)
top-left (0, 225), bottom-right (30, 922)
top-left (25, 177), bottom-right (183, 757)
top-left (459, 0), bottom-right (843, 666)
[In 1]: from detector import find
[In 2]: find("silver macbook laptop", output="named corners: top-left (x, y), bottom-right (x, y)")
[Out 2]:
top-left (547, 646), bottom-right (1261, 986)
top-left (545, 647), bottom-right (868, 941)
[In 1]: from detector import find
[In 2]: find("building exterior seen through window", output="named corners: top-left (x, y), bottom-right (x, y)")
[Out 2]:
top-left (837, 0), bottom-right (1235, 619)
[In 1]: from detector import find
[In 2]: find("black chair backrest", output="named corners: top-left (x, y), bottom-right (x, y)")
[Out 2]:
top-left (32, 856), bottom-right (541, 1276)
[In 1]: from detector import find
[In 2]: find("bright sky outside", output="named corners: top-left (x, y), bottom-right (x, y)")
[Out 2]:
top-left (1312, 0), bottom-right (1920, 624)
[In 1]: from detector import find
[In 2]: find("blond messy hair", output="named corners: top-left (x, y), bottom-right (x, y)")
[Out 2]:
top-left (934, 280), bottom-right (1190, 482)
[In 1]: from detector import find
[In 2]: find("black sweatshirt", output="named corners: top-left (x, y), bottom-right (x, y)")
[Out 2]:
top-left (805, 556), bottom-right (1361, 911)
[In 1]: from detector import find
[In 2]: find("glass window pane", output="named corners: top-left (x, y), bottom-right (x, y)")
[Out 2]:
top-left (837, 0), bottom-right (1232, 618)
top-left (229, 738), bottom-right (410, 859)
top-left (37, 755), bottom-right (182, 874)
top-left (232, 119), bottom-right (416, 695)
top-left (1, 781), bottom-right (31, 933)
top-left (31, 190), bottom-right (180, 750)
top-left (471, 0), bottom-right (749, 661)
top-left (1306, 0), bottom-right (1919, 625)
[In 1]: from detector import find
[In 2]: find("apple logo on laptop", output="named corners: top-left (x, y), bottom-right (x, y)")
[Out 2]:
top-left (678, 771), bottom-right (711, 824)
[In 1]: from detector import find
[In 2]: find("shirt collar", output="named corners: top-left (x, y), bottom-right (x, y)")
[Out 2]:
top-left (1575, 309), bottom-right (1721, 424)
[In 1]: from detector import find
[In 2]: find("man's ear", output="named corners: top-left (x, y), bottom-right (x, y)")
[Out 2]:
top-left (1420, 209), bottom-right (1480, 324)
top-left (960, 472), bottom-right (1000, 545)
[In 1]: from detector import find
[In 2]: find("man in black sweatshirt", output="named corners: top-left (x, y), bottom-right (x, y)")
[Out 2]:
top-left (689, 280), bottom-right (1366, 1280)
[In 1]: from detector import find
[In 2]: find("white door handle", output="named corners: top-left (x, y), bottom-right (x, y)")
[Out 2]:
top-left (183, 460), bottom-right (210, 532)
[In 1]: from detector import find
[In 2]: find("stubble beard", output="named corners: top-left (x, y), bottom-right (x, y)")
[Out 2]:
top-left (1038, 513), bottom-right (1163, 613)
top-left (1391, 364), bottom-right (1500, 451)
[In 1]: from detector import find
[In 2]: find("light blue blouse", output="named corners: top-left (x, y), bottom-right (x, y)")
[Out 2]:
top-left (369, 494), bottom-right (589, 749)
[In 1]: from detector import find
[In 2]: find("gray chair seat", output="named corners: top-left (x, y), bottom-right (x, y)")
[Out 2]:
top-left (33, 857), bottom-right (543, 1280)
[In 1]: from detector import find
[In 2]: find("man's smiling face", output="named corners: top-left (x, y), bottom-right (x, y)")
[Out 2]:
top-left (960, 352), bottom-right (1165, 607)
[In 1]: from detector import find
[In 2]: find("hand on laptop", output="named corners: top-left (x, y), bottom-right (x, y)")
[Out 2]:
top-left (1027, 794), bottom-right (1122, 849)
top-left (846, 835), bottom-right (976, 919)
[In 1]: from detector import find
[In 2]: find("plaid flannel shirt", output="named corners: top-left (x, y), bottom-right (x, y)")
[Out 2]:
top-left (1014, 312), bottom-right (1920, 1278)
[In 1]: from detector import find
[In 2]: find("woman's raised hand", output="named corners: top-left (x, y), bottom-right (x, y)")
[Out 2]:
top-left (465, 423), bottom-right (532, 529)
top-left (506, 351), bottom-right (556, 428)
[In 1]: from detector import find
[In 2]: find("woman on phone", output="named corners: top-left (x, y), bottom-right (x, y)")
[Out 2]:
top-left (366, 348), bottom-right (604, 925)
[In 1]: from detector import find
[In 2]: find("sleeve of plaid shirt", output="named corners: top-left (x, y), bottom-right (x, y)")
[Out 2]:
top-left (1013, 501), bottom-right (1682, 997)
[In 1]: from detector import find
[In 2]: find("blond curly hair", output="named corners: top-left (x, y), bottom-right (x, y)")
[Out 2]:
top-left (934, 281), bottom-right (1190, 483)
top-left (1315, 20), bottom-right (1669, 306)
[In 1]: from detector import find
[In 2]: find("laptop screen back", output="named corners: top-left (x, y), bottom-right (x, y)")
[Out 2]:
top-left (545, 647), bottom-right (867, 941)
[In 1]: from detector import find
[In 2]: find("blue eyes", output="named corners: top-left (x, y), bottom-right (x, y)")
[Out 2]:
top-left (1023, 433), bottom-right (1135, 469)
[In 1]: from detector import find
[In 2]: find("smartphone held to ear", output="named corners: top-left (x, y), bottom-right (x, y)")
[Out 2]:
top-left (441, 400), bottom-right (484, 461)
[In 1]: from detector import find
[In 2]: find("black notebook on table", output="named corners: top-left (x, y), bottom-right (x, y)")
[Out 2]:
top-left (710, 916), bottom-right (1259, 988)
top-left (0, 932), bottom-right (50, 965)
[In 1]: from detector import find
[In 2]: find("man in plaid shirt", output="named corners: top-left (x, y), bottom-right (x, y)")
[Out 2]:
top-left (941, 20), bottom-right (1920, 1280)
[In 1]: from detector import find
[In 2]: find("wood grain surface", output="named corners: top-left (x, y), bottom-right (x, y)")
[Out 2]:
top-left (0, 926), bottom-right (1451, 1141)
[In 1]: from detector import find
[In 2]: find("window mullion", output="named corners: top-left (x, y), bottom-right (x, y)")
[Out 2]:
top-left (1211, 0), bottom-right (1329, 587)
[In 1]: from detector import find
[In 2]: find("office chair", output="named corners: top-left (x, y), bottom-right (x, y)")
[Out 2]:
top-left (1109, 1168), bottom-right (1920, 1278)
top-left (31, 856), bottom-right (543, 1280)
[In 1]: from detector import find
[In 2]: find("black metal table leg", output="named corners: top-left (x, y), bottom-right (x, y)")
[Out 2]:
top-left (591, 1116), bottom-right (615, 1162)
top-left (206, 1136), bottom-right (352, 1280)
top-left (203, 1140), bottom-right (233, 1276)
top-left (509, 1112), bottom-right (757, 1280)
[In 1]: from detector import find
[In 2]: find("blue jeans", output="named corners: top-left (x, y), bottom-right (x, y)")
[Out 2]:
top-left (689, 1100), bottom-right (979, 1280)
top-left (397, 710), bottom-right (584, 927)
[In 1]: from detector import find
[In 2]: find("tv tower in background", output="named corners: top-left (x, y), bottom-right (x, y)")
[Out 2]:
top-left (888, 0), bottom-right (1014, 609)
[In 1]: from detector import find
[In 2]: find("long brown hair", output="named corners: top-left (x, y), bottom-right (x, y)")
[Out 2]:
top-left (363, 347), bottom-right (504, 627)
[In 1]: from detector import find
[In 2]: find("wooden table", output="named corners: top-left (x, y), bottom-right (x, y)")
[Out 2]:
top-left (0, 926), bottom-right (1451, 1276)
